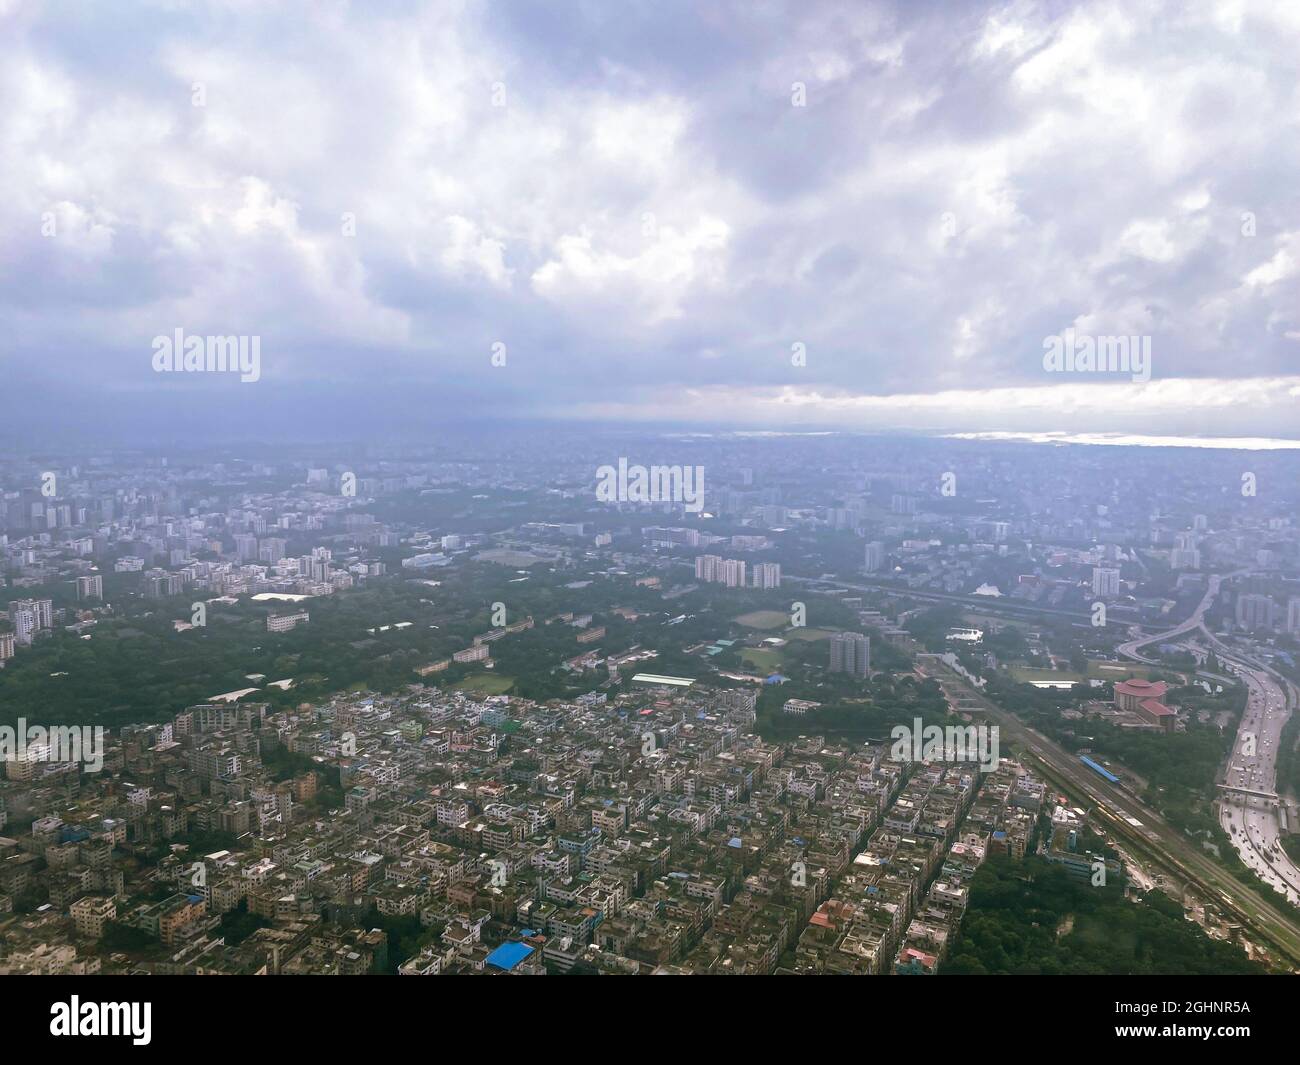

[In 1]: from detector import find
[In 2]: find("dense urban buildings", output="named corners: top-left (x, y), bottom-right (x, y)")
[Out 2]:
top-left (1, 432), bottom-right (1297, 983)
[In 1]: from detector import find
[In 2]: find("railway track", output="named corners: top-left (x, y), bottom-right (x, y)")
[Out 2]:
top-left (919, 659), bottom-right (1300, 969)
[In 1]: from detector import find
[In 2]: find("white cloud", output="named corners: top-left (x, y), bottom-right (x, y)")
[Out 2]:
top-left (531, 216), bottom-right (730, 322)
top-left (1243, 238), bottom-right (1298, 287)
top-left (0, 0), bottom-right (1297, 437)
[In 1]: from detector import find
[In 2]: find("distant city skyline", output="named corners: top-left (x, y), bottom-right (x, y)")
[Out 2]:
top-left (3, 1), bottom-right (1300, 441)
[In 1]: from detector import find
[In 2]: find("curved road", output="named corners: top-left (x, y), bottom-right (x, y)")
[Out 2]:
top-left (1116, 570), bottom-right (1300, 907)
top-left (1116, 570), bottom-right (1241, 663)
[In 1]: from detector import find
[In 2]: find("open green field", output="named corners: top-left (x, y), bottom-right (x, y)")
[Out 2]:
top-left (451, 673), bottom-right (515, 694)
top-left (785, 627), bottom-right (837, 642)
top-left (1007, 665), bottom-right (1084, 683)
top-left (961, 613), bottom-right (1034, 632)
top-left (734, 610), bottom-right (790, 630)
top-left (1007, 660), bottom-right (1174, 685)
top-left (1087, 661), bottom-right (1162, 680)
top-left (474, 548), bottom-right (545, 567)
top-left (741, 648), bottom-right (784, 673)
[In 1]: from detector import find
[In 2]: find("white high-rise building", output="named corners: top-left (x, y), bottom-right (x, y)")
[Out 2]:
top-left (695, 555), bottom-right (722, 582)
top-left (750, 562), bottom-right (781, 590)
top-left (721, 559), bottom-right (747, 588)
top-left (9, 605), bottom-right (37, 646)
top-left (1091, 567), bottom-right (1121, 598)
top-left (12, 598), bottom-right (53, 630)
top-left (696, 554), bottom-right (751, 588)
top-left (12, 606), bottom-right (36, 645)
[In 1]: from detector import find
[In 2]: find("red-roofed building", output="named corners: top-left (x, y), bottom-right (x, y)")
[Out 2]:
top-left (895, 946), bottom-right (939, 975)
top-left (1115, 679), bottom-right (1175, 732)
top-left (1114, 678), bottom-right (1167, 710)
top-left (1138, 698), bottom-right (1176, 731)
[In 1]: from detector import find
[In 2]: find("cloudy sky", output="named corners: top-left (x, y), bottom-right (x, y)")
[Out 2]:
top-left (3, 0), bottom-right (1299, 443)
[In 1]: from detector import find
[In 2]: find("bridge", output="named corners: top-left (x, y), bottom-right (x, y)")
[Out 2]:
top-left (1217, 783), bottom-right (1279, 801)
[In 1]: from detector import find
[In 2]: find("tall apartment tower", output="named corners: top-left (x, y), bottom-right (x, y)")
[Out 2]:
top-left (21, 598), bottom-right (53, 630)
top-left (259, 538), bottom-right (287, 564)
top-left (1091, 567), bottom-right (1121, 598)
top-left (9, 598), bottom-right (53, 645)
top-left (721, 559), bottom-right (747, 588)
top-left (76, 574), bottom-right (104, 600)
top-left (695, 555), bottom-right (722, 582)
top-left (9, 606), bottom-right (36, 646)
top-left (1236, 594), bottom-right (1274, 632)
top-left (864, 541), bottom-right (885, 573)
top-left (829, 632), bottom-right (871, 679)
top-left (234, 533), bottom-right (259, 561)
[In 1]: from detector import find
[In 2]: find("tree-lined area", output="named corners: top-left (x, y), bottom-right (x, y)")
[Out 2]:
top-left (0, 551), bottom-right (868, 730)
top-left (943, 855), bottom-right (1263, 975)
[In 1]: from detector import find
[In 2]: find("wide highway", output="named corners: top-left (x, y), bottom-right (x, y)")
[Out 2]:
top-left (1114, 570), bottom-right (1300, 906)
top-left (917, 656), bottom-right (1300, 968)
top-left (1211, 655), bottom-right (1300, 905)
